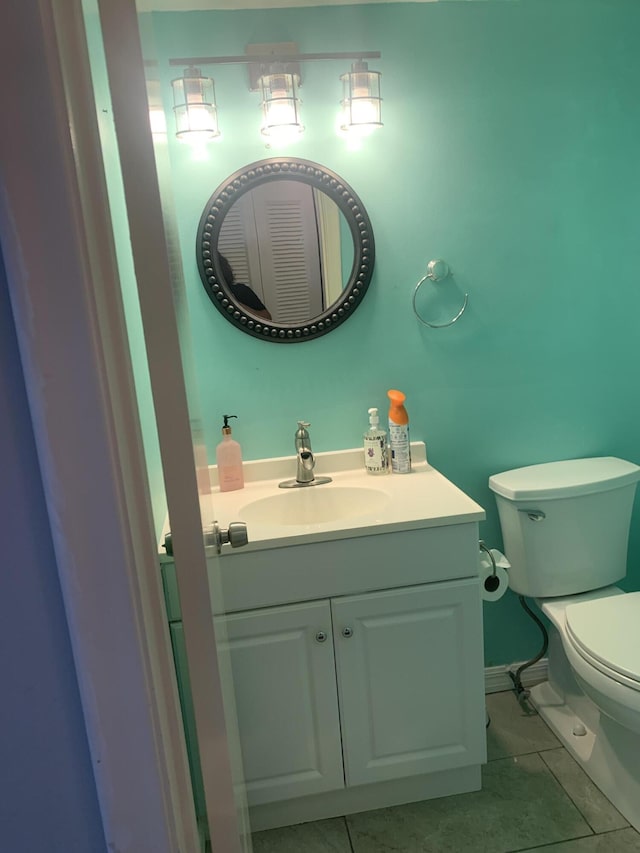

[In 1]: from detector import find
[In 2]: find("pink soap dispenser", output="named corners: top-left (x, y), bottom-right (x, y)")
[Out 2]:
top-left (216, 414), bottom-right (244, 492)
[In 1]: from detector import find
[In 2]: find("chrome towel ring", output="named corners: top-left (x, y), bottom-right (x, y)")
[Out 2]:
top-left (412, 259), bottom-right (469, 328)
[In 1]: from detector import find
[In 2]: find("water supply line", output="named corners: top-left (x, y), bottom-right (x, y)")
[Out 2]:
top-left (508, 596), bottom-right (549, 710)
top-left (478, 540), bottom-right (549, 719)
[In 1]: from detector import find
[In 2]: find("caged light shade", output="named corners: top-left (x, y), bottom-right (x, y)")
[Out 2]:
top-left (340, 60), bottom-right (382, 136)
top-left (171, 66), bottom-right (220, 143)
top-left (258, 66), bottom-right (304, 143)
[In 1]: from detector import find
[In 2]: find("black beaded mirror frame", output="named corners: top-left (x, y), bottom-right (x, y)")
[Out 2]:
top-left (196, 157), bottom-right (375, 343)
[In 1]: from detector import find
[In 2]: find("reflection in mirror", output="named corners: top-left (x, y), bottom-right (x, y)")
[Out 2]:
top-left (217, 254), bottom-right (273, 322)
top-left (217, 180), bottom-right (353, 326)
top-left (196, 158), bottom-right (375, 343)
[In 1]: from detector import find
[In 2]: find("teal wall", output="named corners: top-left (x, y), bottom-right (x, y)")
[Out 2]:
top-left (150, 0), bottom-right (640, 666)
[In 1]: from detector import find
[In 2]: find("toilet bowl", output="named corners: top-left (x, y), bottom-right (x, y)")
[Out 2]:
top-left (489, 457), bottom-right (640, 831)
top-left (542, 589), bottom-right (640, 736)
top-left (528, 589), bottom-right (640, 831)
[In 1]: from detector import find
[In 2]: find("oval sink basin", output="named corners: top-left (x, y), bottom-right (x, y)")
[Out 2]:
top-left (239, 485), bottom-right (391, 527)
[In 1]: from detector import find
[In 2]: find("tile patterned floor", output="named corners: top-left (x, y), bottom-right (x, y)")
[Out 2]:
top-left (252, 691), bottom-right (640, 853)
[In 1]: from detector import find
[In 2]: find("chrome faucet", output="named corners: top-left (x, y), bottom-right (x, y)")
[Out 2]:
top-left (295, 421), bottom-right (315, 483)
top-left (279, 421), bottom-right (332, 489)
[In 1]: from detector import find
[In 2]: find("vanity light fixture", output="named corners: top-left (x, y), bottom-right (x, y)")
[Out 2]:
top-left (167, 47), bottom-right (382, 145)
top-left (258, 64), bottom-right (304, 142)
top-left (340, 59), bottom-right (382, 136)
top-left (171, 66), bottom-right (220, 143)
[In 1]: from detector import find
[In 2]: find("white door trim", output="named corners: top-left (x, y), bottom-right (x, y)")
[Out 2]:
top-left (0, 1), bottom-right (235, 850)
top-left (94, 0), bottom-right (244, 847)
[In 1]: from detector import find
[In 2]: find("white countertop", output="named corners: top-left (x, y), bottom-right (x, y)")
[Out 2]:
top-left (160, 442), bottom-right (485, 557)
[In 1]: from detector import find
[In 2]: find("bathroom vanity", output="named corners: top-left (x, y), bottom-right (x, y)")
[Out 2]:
top-left (160, 443), bottom-right (487, 830)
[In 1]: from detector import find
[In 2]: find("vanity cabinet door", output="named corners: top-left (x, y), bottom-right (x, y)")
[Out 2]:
top-left (219, 600), bottom-right (344, 806)
top-left (332, 578), bottom-right (486, 788)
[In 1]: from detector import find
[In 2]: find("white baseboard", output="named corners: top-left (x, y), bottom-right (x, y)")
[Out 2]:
top-left (484, 659), bottom-right (548, 694)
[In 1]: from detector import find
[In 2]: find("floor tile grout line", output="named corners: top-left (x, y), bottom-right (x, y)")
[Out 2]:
top-left (507, 826), bottom-right (639, 853)
top-left (508, 833), bottom-right (598, 853)
top-left (342, 815), bottom-right (356, 853)
top-left (536, 748), bottom-right (628, 836)
top-left (537, 748), bottom-right (598, 836)
top-left (590, 827), bottom-right (640, 836)
top-left (486, 745), bottom-right (564, 763)
top-left (343, 814), bottom-right (356, 853)
top-left (482, 747), bottom-right (596, 853)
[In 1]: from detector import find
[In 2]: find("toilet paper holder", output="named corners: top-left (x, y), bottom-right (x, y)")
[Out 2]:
top-left (479, 540), bottom-right (500, 593)
top-left (412, 259), bottom-right (469, 329)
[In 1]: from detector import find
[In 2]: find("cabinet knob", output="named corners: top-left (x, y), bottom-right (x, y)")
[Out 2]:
top-left (315, 631), bottom-right (327, 643)
top-left (341, 627), bottom-right (354, 639)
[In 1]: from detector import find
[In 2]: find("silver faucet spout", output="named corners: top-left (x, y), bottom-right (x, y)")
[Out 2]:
top-left (295, 422), bottom-right (315, 482)
top-left (297, 449), bottom-right (315, 482)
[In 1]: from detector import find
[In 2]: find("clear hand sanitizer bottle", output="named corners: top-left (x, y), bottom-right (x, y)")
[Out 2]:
top-left (363, 407), bottom-right (389, 475)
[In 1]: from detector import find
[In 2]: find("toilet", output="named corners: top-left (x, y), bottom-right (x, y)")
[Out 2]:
top-left (489, 457), bottom-right (640, 831)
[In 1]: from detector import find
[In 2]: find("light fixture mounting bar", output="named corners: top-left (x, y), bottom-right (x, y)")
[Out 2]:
top-left (168, 51), bottom-right (381, 67)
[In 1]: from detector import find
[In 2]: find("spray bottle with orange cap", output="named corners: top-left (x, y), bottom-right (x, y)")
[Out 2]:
top-left (387, 389), bottom-right (411, 473)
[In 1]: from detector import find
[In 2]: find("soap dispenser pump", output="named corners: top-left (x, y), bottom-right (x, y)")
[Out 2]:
top-left (363, 407), bottom-right (389, 475)
top-left (216, 414), bottom-right (244, 492)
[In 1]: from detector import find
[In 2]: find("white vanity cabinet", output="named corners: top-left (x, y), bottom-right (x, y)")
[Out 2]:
top-left (219, 577), bottom-right (484, 814)
top-left (160, 448), bottom-right (487, 831)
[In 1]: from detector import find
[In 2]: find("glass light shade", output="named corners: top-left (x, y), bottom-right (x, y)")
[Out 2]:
top-left (340, 61), bottom-right (382, 136)
top-left (259, 69), bottom-right (304, 143)
top-left (172, 67), bottom-right (220, 143)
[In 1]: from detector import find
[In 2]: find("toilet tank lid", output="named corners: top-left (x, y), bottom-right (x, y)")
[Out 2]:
top-left (489, 457), bottom-right (640, 501)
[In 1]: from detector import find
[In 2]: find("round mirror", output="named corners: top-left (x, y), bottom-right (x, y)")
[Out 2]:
top-left (196, 158), bottom-right (375, 342)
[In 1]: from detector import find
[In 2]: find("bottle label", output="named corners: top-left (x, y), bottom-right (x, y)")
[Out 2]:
top-left (364, 435), bottom-right (388, 473)
top-left (389, 424), bottom-right (411, 473)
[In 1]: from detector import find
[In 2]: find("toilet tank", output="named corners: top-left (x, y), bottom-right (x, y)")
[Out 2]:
top-left (489, 457), bottom-right (640, 598)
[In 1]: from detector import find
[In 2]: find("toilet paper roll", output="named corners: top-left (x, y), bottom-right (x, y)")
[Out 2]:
top-left (479, 548), bottom-right (510, 602)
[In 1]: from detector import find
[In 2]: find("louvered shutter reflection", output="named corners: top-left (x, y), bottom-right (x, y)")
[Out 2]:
top-left (216, 181), bottom-right (323, 324)
top-left (252, 182), bottom-right (323, 324)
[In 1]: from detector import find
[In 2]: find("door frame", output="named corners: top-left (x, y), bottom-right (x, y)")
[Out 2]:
top-left (0, 2), bottom-right (239, 851)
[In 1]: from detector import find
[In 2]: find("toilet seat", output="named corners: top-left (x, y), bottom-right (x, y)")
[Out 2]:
top-left (565, 592), bottom-right (640, 692)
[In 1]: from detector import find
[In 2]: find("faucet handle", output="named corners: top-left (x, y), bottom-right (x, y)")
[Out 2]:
top-left (296, 421), bottom-right (311, 439)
